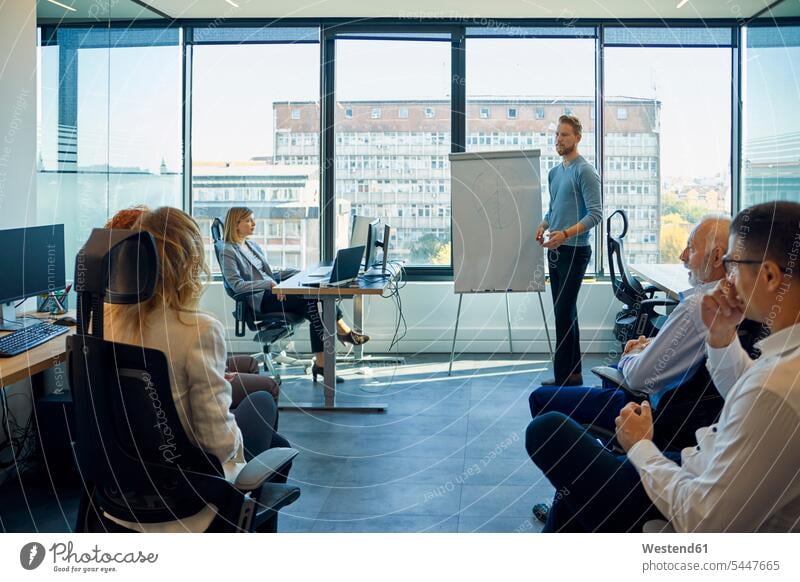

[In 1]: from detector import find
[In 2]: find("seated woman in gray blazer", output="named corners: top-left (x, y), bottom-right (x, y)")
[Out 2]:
top-left (220, 206), bottom-right (369, 383)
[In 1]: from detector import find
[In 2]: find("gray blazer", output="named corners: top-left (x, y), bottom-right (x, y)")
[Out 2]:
top-left (219, 240), bottom-right (277, 313)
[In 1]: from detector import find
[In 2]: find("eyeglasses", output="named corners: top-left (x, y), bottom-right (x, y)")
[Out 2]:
top-left (722, 255), bottom-right (788, 275)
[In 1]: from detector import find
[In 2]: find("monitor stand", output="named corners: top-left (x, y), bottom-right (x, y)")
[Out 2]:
top-left (0, 302), bottom-right (41, 331)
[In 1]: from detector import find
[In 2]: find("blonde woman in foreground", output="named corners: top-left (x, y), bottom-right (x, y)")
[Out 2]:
top-left (104, 207), bottom-right (290, 532)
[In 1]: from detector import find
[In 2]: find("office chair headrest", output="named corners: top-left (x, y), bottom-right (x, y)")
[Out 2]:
top-left (211, 217), bottom-right (223, 244)
top-left (607, 209), bottom-right (629, 239)
top-left (74, 228), bottom-right (159, 305)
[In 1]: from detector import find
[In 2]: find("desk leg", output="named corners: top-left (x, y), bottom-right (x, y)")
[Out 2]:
top-left (322, 295), bottom-right (337, 406)
top-left (353, 294), bottom-right (364, 360)
top-left (279, 294), bottom-right (386, 413)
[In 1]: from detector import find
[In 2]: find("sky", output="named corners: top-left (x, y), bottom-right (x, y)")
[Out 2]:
top-left (37, 35), bottom-right (800, 181)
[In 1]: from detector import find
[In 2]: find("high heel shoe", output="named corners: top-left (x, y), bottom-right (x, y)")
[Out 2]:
top-left (337, 330), bottom-right (370, 346)
top-left (311, 364), bottom-right (345, 384)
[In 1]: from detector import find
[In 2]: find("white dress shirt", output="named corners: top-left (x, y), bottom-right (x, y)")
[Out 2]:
top-left (619, 281), bottom-right (716, 408)
top-left (628, 322), bottom-right (800, 532)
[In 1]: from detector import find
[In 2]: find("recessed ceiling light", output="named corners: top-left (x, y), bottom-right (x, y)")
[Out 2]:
top-left (677, 0), bottom-right (690, 8)
top-left (224, 0), bottom-right (240, 8)
top-left (47, 0), bottom-right (76, 12)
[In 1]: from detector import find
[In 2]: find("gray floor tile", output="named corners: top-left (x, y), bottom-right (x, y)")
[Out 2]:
top-left (458, 515), bottom-right (543, 533)
top-left (321, 482), bottom-right (461, 516)
top-left (338, 455), bottom-right (465, 487)
top-left (459, 484), bottom-right (554, 518)
top-left (312, 512), bottom-right (459, 533)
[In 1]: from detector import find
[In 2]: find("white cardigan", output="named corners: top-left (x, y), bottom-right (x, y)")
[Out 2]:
top-left (103, 306), bottom-right (246, 532)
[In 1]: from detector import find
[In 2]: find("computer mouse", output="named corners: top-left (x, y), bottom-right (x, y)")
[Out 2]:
top-left (53, 316), bottom-right (77, 327)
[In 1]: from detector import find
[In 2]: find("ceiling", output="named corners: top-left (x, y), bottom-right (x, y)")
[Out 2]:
top-left (36, 0), bottom-right (800, 23)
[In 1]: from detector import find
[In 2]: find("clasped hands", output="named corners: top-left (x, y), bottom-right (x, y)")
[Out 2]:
top-left (615, 401), bottom-right (654, 453)
top-left (623, 335), bottom-right (651, 355)
top-left (535, 225), bottom-right (567, 249)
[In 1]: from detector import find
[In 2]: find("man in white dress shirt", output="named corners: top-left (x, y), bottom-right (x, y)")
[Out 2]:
top-left (527, 201), bottom-right (800, 532)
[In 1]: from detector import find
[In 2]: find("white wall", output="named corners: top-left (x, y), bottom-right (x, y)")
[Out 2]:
top-left (0, 0), bottom-right (37, 229)
top-left (0, 0), bottom-right (37, 485)
top-left (200, 280), bottom-right (625, 358)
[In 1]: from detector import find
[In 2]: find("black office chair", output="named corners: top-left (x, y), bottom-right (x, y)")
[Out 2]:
top-left (211, 217), bottom-right (307, 382)
top-left (607, 209), bottom-right (676, 345)
top-left (68, 228), bottom-right (300, 533)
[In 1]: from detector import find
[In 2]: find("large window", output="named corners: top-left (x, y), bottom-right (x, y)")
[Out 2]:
top-left (190, 27), bottom-right (321, 272)
top-left (742, 25), bottom-right (800, 207)
top-left (36, 21), bottom-right (780, 279)
top-left (465, 31), bottom-right (597, 267)
top-left (334, 34), bottom-right (452, 266)
top-left (37, 27), bottom-right (183, 278)
top-left (604, 28), bottom-right (733, 265)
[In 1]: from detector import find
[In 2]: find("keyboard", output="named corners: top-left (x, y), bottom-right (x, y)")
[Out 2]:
top-left (0, 322), bottom-right (70, 357)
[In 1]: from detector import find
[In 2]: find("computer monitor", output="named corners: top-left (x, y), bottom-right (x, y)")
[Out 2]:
top-left (363, 219), bottom-right (382, 270)
top-left (0, 224), bottom-right (66, 330)
top-left (379, 223), bottom-right (391, 274)
top-left (350, 215), bottom-right (375, 249)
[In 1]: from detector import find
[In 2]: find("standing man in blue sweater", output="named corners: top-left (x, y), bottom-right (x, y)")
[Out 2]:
top-left (536, 115), bottom-right (603, 386)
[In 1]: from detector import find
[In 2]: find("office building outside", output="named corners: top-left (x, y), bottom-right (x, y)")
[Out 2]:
top-left (271, 97), bottom-right (662, 265)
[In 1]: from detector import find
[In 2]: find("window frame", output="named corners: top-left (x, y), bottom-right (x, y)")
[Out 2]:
top-left (37, 16), bottom-right (789, 281)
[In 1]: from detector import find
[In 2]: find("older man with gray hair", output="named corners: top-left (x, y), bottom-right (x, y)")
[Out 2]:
top-left (527, 214), bottom-right (733, 522)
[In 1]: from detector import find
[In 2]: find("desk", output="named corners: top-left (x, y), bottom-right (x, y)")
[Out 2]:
top-left (274, 264), bottom-right (402, 412)
top-left (0, 319), bottom-right (73, 388)
top-left (629, 263), bottom-right (692, 301)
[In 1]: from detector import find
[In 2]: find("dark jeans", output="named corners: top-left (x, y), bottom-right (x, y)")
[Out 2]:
top-left (261, 292), bottom-right (342, 353)
top-left (525, 412), bottom-right (679, 532)
top-left (548, 244), bottom-right (592, 382)
top-left (529, 385), bottom-right (635, 433)
top-left (232, 391), bottom-right (291, 467)
top-left (528, 383), bottom-right (723, 452)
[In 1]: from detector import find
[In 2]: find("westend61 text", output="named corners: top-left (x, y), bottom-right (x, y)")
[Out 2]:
top-left (642, 543), bottom-right (708, 554)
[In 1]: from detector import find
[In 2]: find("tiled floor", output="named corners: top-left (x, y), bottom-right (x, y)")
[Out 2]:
top-left (275, 353), bottom-right (603, 533)
top-left (0, 353), bottom-right (604, 533)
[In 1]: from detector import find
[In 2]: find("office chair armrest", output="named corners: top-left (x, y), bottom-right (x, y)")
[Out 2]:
top-left (590, 366), bottom-right (650, 399)
top-left (640, 298), bottom-right (678, 314)
top-left (643, 519), bottom-right (675, 533)
top-left (254, 482), bottom-right (301, 514)
top-left (230, 293), bottom-right (253, 337)
top-left (235, 447), bottom-right (299, 492)
top-left (591, 366), bottom-right (628, 389)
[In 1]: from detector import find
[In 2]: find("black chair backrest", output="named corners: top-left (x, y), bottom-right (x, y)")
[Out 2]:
top-left (211, 217), bottom-right (233, 298)
top-left (69, 228), bottom-right (232, 525)
top-left (606, 209), bottom-right (647, 308)
top-left (211, 216), bottom-right (257, 335)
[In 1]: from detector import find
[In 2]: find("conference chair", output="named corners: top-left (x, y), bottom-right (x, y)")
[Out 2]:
top-left (68, 228), bottom-right (300, 533)
top-left (607, 209), bottom-right (676, 345)
top-left (211, 217), bottom-right (309, 382)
